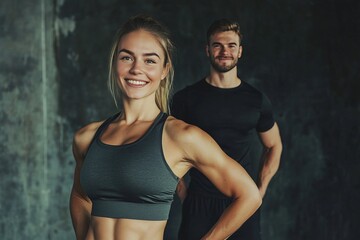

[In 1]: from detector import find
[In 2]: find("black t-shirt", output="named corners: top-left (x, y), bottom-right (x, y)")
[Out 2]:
top-left (171, 79), bottom-right (275, 196)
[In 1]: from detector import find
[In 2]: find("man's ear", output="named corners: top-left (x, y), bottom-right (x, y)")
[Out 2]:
top-left (206, 45), bottom-right (210, 57)
top-left (238, 45), bottom-right (243, 59)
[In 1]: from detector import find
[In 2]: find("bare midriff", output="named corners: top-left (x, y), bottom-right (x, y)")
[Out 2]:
top-left (86, 216), bottom-right (167, 240)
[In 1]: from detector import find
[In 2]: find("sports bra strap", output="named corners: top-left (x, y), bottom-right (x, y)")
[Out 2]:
top-left (86, 112), bottom-right (121, 152)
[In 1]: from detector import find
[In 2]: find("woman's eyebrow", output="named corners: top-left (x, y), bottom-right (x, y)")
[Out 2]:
top-left (118, 48), bottom-right (161, 59)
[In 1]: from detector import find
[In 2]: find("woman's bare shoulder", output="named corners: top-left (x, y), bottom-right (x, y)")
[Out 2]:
top-left (165, 116), bottom-right (210, 146)
top-left (73, 120), bottom-right (105, 156)
top-left (165, 116), bottom-right (226, 166)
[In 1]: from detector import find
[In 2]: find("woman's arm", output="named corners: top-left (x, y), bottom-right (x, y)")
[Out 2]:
top-left (69, 123), bottom-right (101, 240)
top-left (166, 119), bottom-right (262, 240)
top-left (70, 170), bottom-right (92, 239)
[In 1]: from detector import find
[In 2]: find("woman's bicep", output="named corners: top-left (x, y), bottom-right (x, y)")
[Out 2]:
top-left (71, 130), bottom-right (92, 202)
top-left (185, 128), bottom-right (258, 198)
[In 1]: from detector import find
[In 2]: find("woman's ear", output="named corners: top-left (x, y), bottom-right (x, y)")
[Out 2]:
top-left (161, 62), bottom-right (170, 80)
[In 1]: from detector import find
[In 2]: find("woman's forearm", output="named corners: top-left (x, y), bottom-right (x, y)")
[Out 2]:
top-left (70, 189), bottom-right (92, 240)
top-left (201, 193), bottom-right (262, 240)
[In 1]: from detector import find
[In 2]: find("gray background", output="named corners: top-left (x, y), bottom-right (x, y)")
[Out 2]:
top-left (1, 0), bottom-right (359, 239)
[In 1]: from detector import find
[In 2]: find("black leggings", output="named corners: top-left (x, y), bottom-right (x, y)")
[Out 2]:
top-left (178, 191), bottom-right (261, 240)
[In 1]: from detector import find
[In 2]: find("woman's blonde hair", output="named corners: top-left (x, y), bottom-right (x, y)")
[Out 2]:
top-left (108, 15), bottom-right (174, 113)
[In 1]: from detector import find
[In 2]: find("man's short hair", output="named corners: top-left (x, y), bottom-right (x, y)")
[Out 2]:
top-left (206, 18), bottom-right (242, 45)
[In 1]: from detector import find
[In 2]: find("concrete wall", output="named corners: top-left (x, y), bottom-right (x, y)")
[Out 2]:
top-left (0, 0), bottom-right (71, 239)
top-left (0, 0), bottom-right (359, 239)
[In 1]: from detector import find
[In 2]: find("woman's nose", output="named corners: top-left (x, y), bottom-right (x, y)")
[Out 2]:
top-left (129, 60), bottom-right (143, 74)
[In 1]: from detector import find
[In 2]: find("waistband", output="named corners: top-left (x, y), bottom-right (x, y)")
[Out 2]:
top-left (91, 200), bottom-right (172, 221)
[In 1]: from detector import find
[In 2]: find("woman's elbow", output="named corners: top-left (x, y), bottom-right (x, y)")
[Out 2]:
top-left (254, 190), bottom-right (262, 208)
top-left (246, 186), bottom-right (262, 211)
top-left (234, 185), bottom-right (262, 209)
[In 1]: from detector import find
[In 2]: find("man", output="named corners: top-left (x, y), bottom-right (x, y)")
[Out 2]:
top-left (171, 18), bottom-right (283, 240)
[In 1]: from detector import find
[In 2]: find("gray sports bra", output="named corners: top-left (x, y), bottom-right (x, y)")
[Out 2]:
top-left (80, 112), bottom-right (179, 220)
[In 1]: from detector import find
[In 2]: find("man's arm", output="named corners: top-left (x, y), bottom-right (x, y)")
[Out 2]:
top-left (176, 178), bottom-right (187, 203)
top-left (257, 122), bottom-right (283, 198)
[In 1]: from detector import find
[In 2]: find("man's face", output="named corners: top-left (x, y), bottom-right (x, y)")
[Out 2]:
top-left (207, 31), bottom-right (242, 73)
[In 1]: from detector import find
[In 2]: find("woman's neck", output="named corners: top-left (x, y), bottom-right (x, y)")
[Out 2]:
top-left (120, 99), bottom-right (161, 124)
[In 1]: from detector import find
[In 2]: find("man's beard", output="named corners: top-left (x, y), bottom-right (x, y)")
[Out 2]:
top-left (209, 56), bottom-right (238, 73)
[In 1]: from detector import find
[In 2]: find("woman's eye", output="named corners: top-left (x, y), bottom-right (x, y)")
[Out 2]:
top-left (120, 56), bottom-right (132, 61)
top-left (145, 59), bottom-right (156, 64)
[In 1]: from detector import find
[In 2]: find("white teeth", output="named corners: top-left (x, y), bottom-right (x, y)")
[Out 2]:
top-left (127, 80), bottom-right (147, 85)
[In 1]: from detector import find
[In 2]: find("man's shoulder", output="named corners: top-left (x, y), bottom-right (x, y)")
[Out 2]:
top-left (174, 79), bottom-right (205, 96)
top-left (241, 80), bottom-right (258, 91)
top-left (241, 80), bottom-right (267, 97)
top-left (241, 81), bottom-right (274, 109)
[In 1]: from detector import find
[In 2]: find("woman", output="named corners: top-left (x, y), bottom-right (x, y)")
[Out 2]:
top-left (70, 15), bottom-right (262, 240)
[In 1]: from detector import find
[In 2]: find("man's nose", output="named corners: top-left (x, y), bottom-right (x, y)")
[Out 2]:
top-left (220, 46), bottom-right (229, 54)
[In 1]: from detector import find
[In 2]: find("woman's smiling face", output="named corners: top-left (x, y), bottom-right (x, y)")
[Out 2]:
top-left (116, 29), bottom-right (168, 101)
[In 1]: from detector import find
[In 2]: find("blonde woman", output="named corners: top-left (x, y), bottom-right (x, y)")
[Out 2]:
top-left (70, 15), bottom-right (261, 240)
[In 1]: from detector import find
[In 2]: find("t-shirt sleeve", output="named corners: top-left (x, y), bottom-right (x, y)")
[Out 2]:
top-left (170, 89), bottom-right (187, 120)
top-left (256, 93), bottom-right (275, 132)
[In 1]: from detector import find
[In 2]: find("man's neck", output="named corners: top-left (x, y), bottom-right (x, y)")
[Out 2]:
top-left (206, 67), bottom-right (241, 88)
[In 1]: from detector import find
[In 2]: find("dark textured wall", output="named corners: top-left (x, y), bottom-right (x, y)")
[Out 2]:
top-left (1, 0), bottom-right (359, 239)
